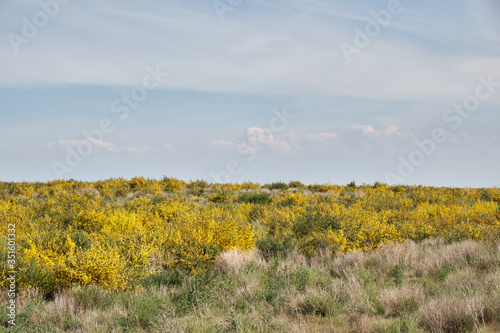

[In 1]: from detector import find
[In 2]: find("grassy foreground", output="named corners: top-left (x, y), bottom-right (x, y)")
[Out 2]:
top-left (1, 238), bottom-right (500, 332)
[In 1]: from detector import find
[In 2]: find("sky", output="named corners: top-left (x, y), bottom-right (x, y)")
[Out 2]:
top-left (1, 0), bottom-right (499, 187)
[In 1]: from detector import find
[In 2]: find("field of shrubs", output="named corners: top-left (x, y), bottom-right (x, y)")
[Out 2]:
top-left (1, 178), bottom-right (499, 332)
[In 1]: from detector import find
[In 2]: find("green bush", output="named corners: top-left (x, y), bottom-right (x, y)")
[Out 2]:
top-left (174, 272), bottom-right (216, 316)
top-left (21, 259), bottom-right (56, 299)
top-left (256, 236), bottom-right (295, 260)
top-left (377, 314), bottom-right (419, 333)
top-left (437, 264), bottom-right (451, 282)
top-left (392, 264), bottom-right (404, 287)
top-left (238, 192), bottom-right (271, 205)
top-left (72, 286), bottom-right (115, 311)
top-left (391, 298), bottom-right (420, 316)
top-left (288, 180), bottom-right (306, 189)
top-left (140, 269), bottom-right (183, 289)
top-left (297, 294), bottom-right (338, 317)
top-left (443, 313), bottom-right (475, 333)
top-left (264, 182), bottom-right (289, 190)
top-left (291, 265), bottom-right (310, 292)
top-left (308, 184), bottom-right (335, 192)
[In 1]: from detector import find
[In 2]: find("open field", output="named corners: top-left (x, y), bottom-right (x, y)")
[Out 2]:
top-left (1, 240), bottom-right (500, 332)
top-left (1, 179), bottom-right (500, 332)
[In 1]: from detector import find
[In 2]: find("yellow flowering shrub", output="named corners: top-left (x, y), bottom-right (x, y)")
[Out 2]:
top-left (0, 179), bottom-right (499, 295)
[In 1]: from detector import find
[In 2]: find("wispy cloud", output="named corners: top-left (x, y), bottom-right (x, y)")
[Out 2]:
top-left (352, 125), bottom-right (382, 137)
top-left (1, 0), bottom-right (499, 186)
top-left (2, 0), bottom-right (499, 101)
top-left (59, 139), bottom-right (120, 153)
top-left (209, 128), bottom-right (338, 153)
top-left (207, 139), bottom-right (240, 151)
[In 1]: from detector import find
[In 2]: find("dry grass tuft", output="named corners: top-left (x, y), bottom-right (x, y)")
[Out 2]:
top-left (234, 278), bottom-right (261, 301)
top-left (157, 311), bottom-right (190, 333)
top-left (334, 273), bottom-right (373, 315)
top-left (277, 249), bottom-right (308, 273)
top-left (330, 250), bottom-right (368, 278)
top-left (446, 267), bottom-right (477, 296)
top-left (76, 187), bottom-right (100, 196)
top-left (441, 240), bottom-right (482, 272)
top-left (51, 289), bottom-right (77, 318)
top-left (420, 296), bottom-right (489, 332)
top-left (215, 248), bottom-right (265, 275)
top-left (374, 240), bottom-right (418, 268)
top-left (379, 285), bottom-right (425, 317)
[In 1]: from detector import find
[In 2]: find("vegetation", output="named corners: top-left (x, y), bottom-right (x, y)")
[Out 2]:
top-left (0, 178), bottom-right (499, 331)
top-left (1, 239), bottom-right (499, 332)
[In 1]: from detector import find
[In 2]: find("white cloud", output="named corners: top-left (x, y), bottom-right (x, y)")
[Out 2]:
top-left (207, 139), bottom-right (240, 150)
top-left (385, 125), bottom-right (415, 138)
top-left (209, 126), bottom-right (421, 155)
top-left (209, 128), bottom-right (340, 154)
top-left (348, 125), bottom-right (419, 153)
top-left (207, 127), bottom-right (299, 154)
top-left (352, 125), bottom-right (382, 137)
top-left (246, 127), bottom-right (297, 153)
top-left (59, 138), bottom-right (120, 152)
top-left (352, 125), bottom-right (414, 140)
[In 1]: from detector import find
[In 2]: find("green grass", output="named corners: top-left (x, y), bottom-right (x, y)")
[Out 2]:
top-left (1, 239), bottom-right (500, 332)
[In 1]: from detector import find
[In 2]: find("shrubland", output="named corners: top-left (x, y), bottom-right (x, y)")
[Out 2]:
top-left (0, 178), bottom-right (499, 332)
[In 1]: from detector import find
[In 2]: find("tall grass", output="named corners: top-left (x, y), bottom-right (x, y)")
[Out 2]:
top-left (3, 239), bottom-right (499, 332)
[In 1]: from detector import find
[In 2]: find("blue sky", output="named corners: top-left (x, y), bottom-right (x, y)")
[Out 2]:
top-left (1, 0), bottom-right (499, 186)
